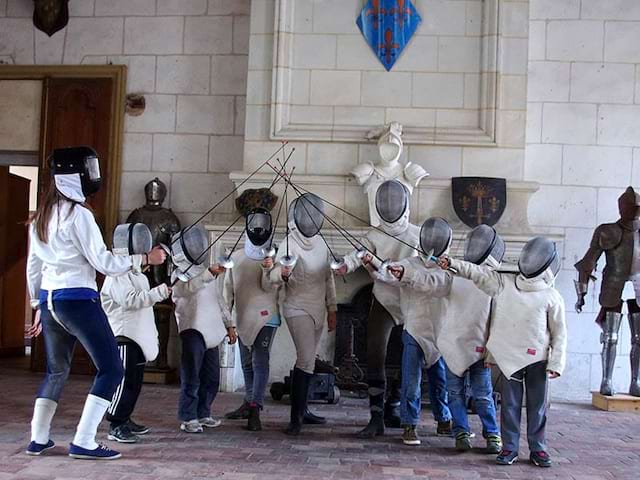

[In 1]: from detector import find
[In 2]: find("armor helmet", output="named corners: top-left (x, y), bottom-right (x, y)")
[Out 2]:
top-left (145, 177), bottom-right (167, 207)
top-left (618, 186), bottom-right (640, 222)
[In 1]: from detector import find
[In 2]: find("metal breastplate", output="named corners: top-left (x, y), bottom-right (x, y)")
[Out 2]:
top-left (632, 230), bottom-right (640, 278)
top-left (127, 206), bottom-right (181, 286)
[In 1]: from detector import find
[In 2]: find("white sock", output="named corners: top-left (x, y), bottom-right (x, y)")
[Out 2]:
top-left (30, 398), bottom-right (58, 444)
top-left (72, 394), bottom-right (110, 450)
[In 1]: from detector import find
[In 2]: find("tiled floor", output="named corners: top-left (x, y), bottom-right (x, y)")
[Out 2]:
top-left (0, 364), bottom-right (638, 479)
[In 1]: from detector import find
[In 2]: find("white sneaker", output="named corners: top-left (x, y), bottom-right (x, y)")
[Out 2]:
top-left (180, 419), bottom-right (203, 433)
top-left (198, 417), bottom-right (222, 428)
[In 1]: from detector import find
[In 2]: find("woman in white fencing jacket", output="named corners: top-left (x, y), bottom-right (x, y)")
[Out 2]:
top-left (26, 147), bottom-right (166, 460)
top-left (269, 194), bottom-right (337, 436)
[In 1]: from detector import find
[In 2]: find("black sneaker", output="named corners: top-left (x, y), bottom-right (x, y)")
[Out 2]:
top-left (126, 420), bottom-right (149, 435)
top-left (107, 425), bottom-right (138, 444)
top-left (496, 450), bottom-right (518, 465)
top-left (225, 402), bottom-right (251, 420)
top-left (436, 420), bottom-right (452, 436)
top-left (530, 451), bottom-right (552, 468)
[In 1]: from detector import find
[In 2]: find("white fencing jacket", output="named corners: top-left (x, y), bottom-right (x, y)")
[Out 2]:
top-left (223, 249), bottom-right (279, 347)
top-left (342, 223), bottom-right (419, 325)
top-left (450, 258), bottom-right (567, 379)
top-left (27, 201), bottom-right (143, 307)
top-left (101, 271), bottom-right (170, 362)
top-left (378, 257), bottom-right (452, 368)
top-left (270, 226), bottom-right (337, 327)
top-left (172, 269), bottom-right (232, 349)
top-left (398, 257), bottom-right (493, 377)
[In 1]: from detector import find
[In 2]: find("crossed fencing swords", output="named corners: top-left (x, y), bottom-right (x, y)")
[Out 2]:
top-left (166, 143), bottom-right (457, 286)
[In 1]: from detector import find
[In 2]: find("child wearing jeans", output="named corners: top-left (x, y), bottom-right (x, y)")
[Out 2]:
top-left (439, 236), bottom-right (567, 467)
top-left (373, 217), bottom-right (454, 445)
top-left (437, 225), bottom-right (504, 454)
top-left (172, 263), bottom-right (236, 433)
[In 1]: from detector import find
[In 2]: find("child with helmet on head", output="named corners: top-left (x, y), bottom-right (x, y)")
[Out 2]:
top-left (371, 217), bottom-right (454, 446)
top-left (223, 208), bottom-right (281, 432)
top-left (379, 223), bottom-right (504, 453)
top-left (100, 223), bottom-right (172, 444)
top-left (438, 236), bottom-right (567, 468)
top-left (170, 225), bottom-right (237, 433)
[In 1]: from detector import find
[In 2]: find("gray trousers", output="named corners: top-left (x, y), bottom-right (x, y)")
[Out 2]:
top-left (500, 361), bottom-right (548, 452)
top-left (287, 314), bottom-right (323, 374)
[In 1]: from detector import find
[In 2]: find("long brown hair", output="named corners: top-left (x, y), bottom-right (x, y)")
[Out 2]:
top-left (29, 182), bottom-right (81, 244)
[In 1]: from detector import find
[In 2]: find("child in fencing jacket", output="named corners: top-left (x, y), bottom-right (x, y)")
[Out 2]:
top-left (373, 217), bottom-right (454, 446)
top-left (170, 226), bottom-right (236, 433)
top-left (436, 225), bottom-right (503, 454)
top-left (101, 223), bottom-right (171, 443)
top-left (439, 236), bottom-right (567, 468)
top-left (223, 208), bottom-right (280, 431)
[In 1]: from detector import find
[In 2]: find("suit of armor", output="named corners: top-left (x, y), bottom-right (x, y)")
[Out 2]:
top-left (127, 178), bottom-right (181, 370)
top-left (575, 186), bottom-right (640, 397)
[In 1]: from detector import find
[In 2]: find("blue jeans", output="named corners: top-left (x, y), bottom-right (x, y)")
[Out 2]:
top-left (239, 326), bottom-right (276, 407)
top-left (178, 329), bottom-right (220, 421)
top-left (400, 331), bottom-right (451, 426)
top-left (446, 360), bottom-right (499, 437)
top-left (501, 361), bottom-right (548, 452)
top-left (38, 299), bottom-right (124, 401)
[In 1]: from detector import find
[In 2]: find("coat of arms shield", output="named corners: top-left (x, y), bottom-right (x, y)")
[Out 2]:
top-left (33, 0), bottom-right (69, 37)
top-left (451, 177), bottom-right (507, 228)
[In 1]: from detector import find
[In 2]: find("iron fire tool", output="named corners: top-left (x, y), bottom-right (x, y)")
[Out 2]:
top-left (265, 162), bottom-right (456, 274)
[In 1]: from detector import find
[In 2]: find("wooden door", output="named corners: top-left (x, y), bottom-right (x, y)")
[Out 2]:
top-left (0, 169), bottom-right (30, 356)
top-left (31, 77), bottom-right (115, 374)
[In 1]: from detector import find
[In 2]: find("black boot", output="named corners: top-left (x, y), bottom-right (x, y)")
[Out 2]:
top-left (285, 368), bottom-right (310, 436)
top-left (357, 411), bottom-right (384, 438)
top-left (225, 401), bottom-right (251, 420)
top-left (303, 408), bottom-right (326, 425)
top-left (384, 376), bottom-right (402, 428)
top-left (357, 379), bottom-right (385, 438)
top-left (247, 403), bottom-right (262, 432)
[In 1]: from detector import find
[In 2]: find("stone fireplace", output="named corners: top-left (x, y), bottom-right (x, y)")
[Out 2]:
top-left (207, 0), bottom-right (561, 392)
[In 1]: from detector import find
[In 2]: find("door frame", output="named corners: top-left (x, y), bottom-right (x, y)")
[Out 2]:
top-left (0, 65), bottom-right (127, 236)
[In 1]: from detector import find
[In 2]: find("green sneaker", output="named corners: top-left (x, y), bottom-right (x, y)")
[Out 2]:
top-left (402, 425), bottom-right (421, 446)
top-left (455, 432), bottom-right (472, 452)
top-left (486, 434), bottom-right (502, 454)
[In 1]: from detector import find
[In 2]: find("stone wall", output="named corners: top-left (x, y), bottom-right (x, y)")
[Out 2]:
top-left (246, 0), bottom-right (529, 181)
top-left (0, 0), bottom-right (250, 225)
top-left (526, 0), bottom-right (640, 401)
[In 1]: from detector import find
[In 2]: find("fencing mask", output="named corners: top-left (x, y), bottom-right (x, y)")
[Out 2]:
top-left (420, 217), bottom-right (453, 258)
top-left (51, 146), bottom-right (101, 202)
top-left (171, 225), bottom-right (209, 280)
top-left (464, 224), bottom-right (505, 266)
top-left (291, 193), bottom-right (325, 238)
top-left (112, 223), bottom-right (153, 256)
top-left (518, 236), bottom-right (560, 279)
top-left (375, 180), bottom-right (409, 224)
